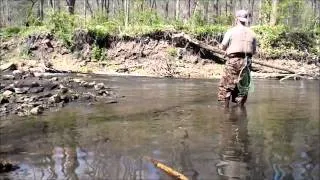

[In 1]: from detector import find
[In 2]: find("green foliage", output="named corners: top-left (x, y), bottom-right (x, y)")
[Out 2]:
top-left (214, 14), bottom-right (234, 25)
top-left (188, 11), bottom-right (206, 27)
top-left (26, 14), bottom-right (43, 26)
top-left (92, 45), bottom-right (107, 61)
top-left (131, 9), bottom-right (164, 26)
top-left (44, 11), bottom-right (81, 45)
top-left (260, 0), bottom-right (272, 24)
top-left (188, 25), bottom-right (229, 37)
top-left (252, 25), bottom-right (319, 58)
top-left (0, 27), bottom-right (21, 38)
top-left (19, 44), bottom-right (32, 59)
top-left (19, 26), bottom-right (50, 37)
top-left (167, 47), bottom-right (177, 57)
top-left (252, 25), bottom-right (287, 50)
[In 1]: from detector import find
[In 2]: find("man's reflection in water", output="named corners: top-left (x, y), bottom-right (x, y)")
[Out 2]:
top-left (216, 106), bottom-right (250, 180)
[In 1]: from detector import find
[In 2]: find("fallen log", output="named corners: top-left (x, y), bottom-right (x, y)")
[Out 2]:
top-left (172, 32), bottom-right (226, 61)
top-left (171, 32), bottom-right (303, 75)
top-left (252, 60), bottom-right (296, 74)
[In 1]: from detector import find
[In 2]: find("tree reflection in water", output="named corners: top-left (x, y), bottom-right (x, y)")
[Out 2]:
top-left (216, 106), bottom-right (250, 180)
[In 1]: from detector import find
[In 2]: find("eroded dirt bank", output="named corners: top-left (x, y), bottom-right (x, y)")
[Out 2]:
top-left (1, 31), bottom-right (319, 80)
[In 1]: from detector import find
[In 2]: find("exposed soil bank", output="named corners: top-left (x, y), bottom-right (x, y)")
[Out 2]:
top-left (1, 31), bottom-right (319, 80)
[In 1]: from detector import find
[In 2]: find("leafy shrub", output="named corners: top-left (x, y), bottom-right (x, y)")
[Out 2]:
top-left (167, 47), bottom-right (177, 57)
top-left (44, 11), bottom-right (80, 45)
top-left (92, 45), bottom-right (107, 61)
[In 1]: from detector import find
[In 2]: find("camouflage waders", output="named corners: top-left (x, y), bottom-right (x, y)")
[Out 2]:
top-left (218, 56), bottom-right (251, 106)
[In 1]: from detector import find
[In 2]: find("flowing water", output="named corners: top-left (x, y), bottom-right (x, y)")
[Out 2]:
top-left (0, 76), bottom-right (319, 180)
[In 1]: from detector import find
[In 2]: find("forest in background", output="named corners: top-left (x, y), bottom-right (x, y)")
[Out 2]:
top-left (0, 0), bottom-right (319, 59)
top-left (0, 0), bottom-right (319, 29)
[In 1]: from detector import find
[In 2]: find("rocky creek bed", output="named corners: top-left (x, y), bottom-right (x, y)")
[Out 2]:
top-left (0, 67), bottom-right (118, 118)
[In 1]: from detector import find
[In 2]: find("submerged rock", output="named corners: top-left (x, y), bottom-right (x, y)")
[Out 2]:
top-left (28, 87), bottom-right (44, 93)
top-left (0, 96), bottom-right (9, 104)
top-left (12, 70), bottom-right (23, 76)
top-left (14, 87), bottom-right (29, 94)
top-left (48, 94), bottom-right (61, 104)
top-left (94, 83), bottom-right (105, 91)
top-left (30, 106), bottom-right (44, 115)
top-left (2, 75), bottom-right (15, 80)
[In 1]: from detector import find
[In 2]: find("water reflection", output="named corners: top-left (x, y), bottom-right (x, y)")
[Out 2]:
top-left (216, 106), bottom-right (250, 180)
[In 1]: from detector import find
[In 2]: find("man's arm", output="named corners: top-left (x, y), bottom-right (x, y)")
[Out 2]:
top-left (220, 30), bottom-right (231, 51)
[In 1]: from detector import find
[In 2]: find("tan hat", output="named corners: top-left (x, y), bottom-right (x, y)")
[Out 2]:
top-left (236, 10), bottom-right (249, 22)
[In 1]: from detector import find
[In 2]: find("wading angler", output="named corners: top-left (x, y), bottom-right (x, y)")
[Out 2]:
top-left (218, 10), bottom-right (257, 107)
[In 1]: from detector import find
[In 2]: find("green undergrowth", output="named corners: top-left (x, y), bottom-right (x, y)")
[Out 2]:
top-left (1, 10), bottom-right (319, 59)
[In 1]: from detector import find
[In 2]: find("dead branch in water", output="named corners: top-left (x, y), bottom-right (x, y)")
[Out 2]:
top-left (145, 156), bottom-right (189, 180)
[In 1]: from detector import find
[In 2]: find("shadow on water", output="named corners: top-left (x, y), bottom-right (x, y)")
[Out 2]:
top-left (0, 77), bottom-right (319, 179)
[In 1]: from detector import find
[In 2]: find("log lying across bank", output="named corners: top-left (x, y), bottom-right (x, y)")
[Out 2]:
top-left (171, 32), bottom-right (312, 77)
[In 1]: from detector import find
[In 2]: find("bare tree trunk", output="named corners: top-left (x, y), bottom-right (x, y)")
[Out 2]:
top-left (6, 0), bottom-right (10, 26)
top-left (0, 0), bottom-right (2, 27)
top-left (124, 0), bottom-right (129, 27)
top-left (39, 0), bottom-right (44, 21)
top-left (57, 0), bottom-right (61, 11)
top-left (165, 0), bottom-right (169, 20)
top-left (84, 0), bottom-right (86, 20)
top-left (65, 0), bottom-right (76, 14)
top-left (239, 0), bottom-right (242, 9)
top-left (225, 0), bottom-right (227, 15)
top-left (175, 0), bottom-right (180, 20)
top-left (86, 0), bottom-right (93, 15)
top-left (187, 0), bottom-right (191, 18)
top-left (96, 0), bottom-right (100, 12)
top-left (214, 0), bottom-right (219, 17)
top-left (230, 0), bottom-right (234, 14)
top-left (204, 0), bottom-right (209, 23)
top-left (106, 0), bottom-right (110, 18)
top-left (49, 0), bottom-right (54, 9)
top-left (151, 0), bottom-right (156, 10)
top-left (270, 0), bottom-right (278, 25)
top-left (112, 0), bottom-right (115, 16)
top-left (258, 0), bottom-right (263, 25)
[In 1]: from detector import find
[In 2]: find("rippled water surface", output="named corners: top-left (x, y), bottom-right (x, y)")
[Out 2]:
top-left (0, 76), bottom-right (319, 180)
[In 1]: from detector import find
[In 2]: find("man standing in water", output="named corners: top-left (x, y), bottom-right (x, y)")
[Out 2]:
top-left (218, 10), bottom-right (257, 107)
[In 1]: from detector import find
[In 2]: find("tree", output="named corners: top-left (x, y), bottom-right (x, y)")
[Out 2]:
top-left (39, 0), bottom-right (44, 20)
top-left (203, 0), bottom-right (209, 23)
top-left (270, 0), bottom-right (279, 25)
top-left (65, 0), bottom-right (76, 14)
top-left (175, 0), bottom-right (180, 20)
